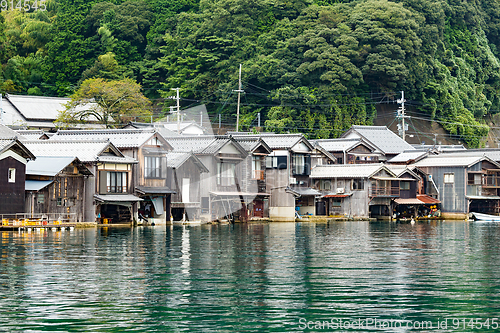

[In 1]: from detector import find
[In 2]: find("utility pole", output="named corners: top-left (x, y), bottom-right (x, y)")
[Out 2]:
top-left (0, 93), bottom-right (3, 125)
top-left (233, 64), bottom-right (243, 132)
top-left (397, 91), bottom-right (409, 141)
top-left (170, 88), bottom-right (181, 133)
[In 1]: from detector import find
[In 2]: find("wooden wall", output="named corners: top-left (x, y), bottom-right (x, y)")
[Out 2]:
top-left (0, 157), bottom-right (25, 215)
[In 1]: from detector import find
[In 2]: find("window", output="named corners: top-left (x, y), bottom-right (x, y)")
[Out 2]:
top-left (252, 156), bottom-right (264, 179)
top-left (319, 180), bottom-right (331, 191)
top-left (352, 179), bottom-right (364, 190)
top-left (217, 162), bottom-right (236, 186)
top-left (57, 198), bottom-right (62, 206)
top-left (444, 173), bottom-right (455, 184)
top-left (8, 168), bottom-right (15, 183)
top-left (400, 181), bottom-right (410, 190)
top-left (266, 156), bottom-right (287, 169)
top-left (37, 194), bottom-right (44, 204)
top-left (145, 156), bottom-right (162, 178)
top-left (107, 172), bottom-right (127, 193)
top-left (468, 173), bottom-right (482, 185)
top-left (292, 154), bottom-right (311, 175)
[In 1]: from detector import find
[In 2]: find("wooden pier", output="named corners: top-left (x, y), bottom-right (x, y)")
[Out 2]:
top-left (1, 219), bottom-right (76, 231)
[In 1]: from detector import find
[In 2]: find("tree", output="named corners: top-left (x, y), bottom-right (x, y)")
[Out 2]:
top-left (57, 78), bottom-right (152, 128)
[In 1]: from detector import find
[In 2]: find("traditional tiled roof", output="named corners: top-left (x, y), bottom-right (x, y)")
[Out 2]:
top-left (0, 124), bottom-right (19, 137)
top-left (50, 128), bottom-right (164, 149)
top-left (342, 125), bottom-right (415, 154)
top-left (166, 152), bottom-right (209, 172)
top-left (5, 94), bottom-right (69, 120)
top-left (311, 163), bottom-right (395, 179)
top-left (23, 140), bottom-right (135, 163)
top-left (165, 136), bottom-right (247, 156)
top-left (313, 138), bottom-right (367, 152)
top-left (233, 137), bottom-right (272, 154)
top-left (15, 129), bottom-right (49, 141)
top-left (231, 133), bottom-right (313, 150)
top-left (0, 137), bottom-right (36, 160)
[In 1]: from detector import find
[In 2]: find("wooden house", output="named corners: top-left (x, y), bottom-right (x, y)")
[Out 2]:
top-left (0, 135), bottom-right (35, 216)
top-left (311, 163), bottom-right (402, 219)
top-left (166, 152), bottom-right (209, 221)
top-left (340, 125), bottom-right (416, 161)
top-left (164, 135), bottom-right (254, 222)
top-left (413, 154), bottom-right (500, 218)
top-left (23, 139), bottom-right (139, 224)
top-left (313, 138), bottom-right (382, 164)
top-left (50, 129), bottom-right (174, 224)
top-left (25, 157), bottom-right (92, 222)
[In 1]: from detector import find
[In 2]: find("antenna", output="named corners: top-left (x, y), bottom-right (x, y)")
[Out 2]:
top-left (170, 88), bottom-right (181, 133)
top-left (233, 64), bottom-right (243, 132)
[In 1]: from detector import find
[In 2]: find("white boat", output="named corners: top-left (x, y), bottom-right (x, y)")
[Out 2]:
top-left (471, 212), bottom-right (500, 222)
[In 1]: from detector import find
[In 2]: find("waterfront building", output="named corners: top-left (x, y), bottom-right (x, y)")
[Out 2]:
top-left (0, 135), bottom-right (36, 216)
top-left (50, 128), bottom-right (175, 224)
top-left (412, 154), bottom-right (500, 218)
top-left (341, 125), bottom-right (416, 160)
top-left (23, 139), bottom-right (139, 223)
top-left (25, 157), bottom-right (92, 222)
top-left (311, 163), bottom-right (401, 219)
top-left (166, 151), bottom-right (209, 221)
top-left (313, 138), bottom-right (382, 164)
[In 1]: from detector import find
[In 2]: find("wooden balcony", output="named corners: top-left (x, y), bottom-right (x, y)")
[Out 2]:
top-left (370, 186), bottom-right (400, 197)
top-left (483, 175), bottom-right (500, 188)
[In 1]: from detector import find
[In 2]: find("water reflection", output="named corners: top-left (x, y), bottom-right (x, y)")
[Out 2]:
top-left (0, 221), bottom-right (500, 332)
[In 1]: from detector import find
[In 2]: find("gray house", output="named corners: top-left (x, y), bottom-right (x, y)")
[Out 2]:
top-left (313, 138), bottom-right (381, 164)
top-left (413, 155), bottom-right (500, 218)
top-left (311, 163), bottom-right (400, 219)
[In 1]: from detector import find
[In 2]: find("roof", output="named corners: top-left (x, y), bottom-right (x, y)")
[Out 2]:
top-left (323, 193), bottom-right (352, 198)
top-left (417, 194), bottom-right (441, 204)
top-left (311, 163), bottom-right (396, 179)
top-left (233, 137), bottom-right (272, 154)
top-left (4, 94), bottom-right (69, 120)
top-left (388, 151), bottom-right (428, 163)
top-left (50, 128), bottom-right (170, 149)
top-left (341, 125), bottom-right (415, 154)
top-left (94, 194), bottom-right (143, 203)
top-left (313, 138), bottom-right (374, 152)
top-left (385, 165), bottom-right (421, 180)
top-left (0, 137), bottom-right (36, 160)
top-left (166, 152), bottom-right (209, 172)
top-left (26, 156), bottom-right (92, 176)
top-left (413, 155), bottom-right (500, 168)
top-left (165, 136), bottom-right (247, 156)
top-left (438, 149), bottom-right (500, 162)
top-left (135, 186), bottom-right (176, 195)
top-left (25, 180), bottom-right (54, 191)
top-left (0, 124), bottom-right (19, 137)
top-left (291, 187), bottom-right (321, 196)
top-left (23, 139), bottom-right (135, 163)
top-left (412, 144), bottom-right (467, 151)
top-left (231, 133), bottom-right (313, 150)
top-left (15, 129), bottom-right (49, 141)
top-left (394, 198), bottom-right (426, 205)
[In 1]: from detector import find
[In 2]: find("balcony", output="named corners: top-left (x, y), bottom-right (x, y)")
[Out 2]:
top-left (483, 175), bottom-right (500, 188)
top-left (370, 186), bottom-right (400, 197)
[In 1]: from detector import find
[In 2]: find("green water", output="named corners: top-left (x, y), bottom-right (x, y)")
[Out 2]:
top-left (1, 221), bottom-right (500, 332)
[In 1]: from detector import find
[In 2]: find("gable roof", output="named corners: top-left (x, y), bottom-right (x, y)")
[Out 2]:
top-left (23, 139), bottom-right (135, 163)
top-left (166, 152), bottom-right (209, 172)
top-left (312, 138), bottom-right (375, 153)
top-left (341, 125), bottom-right (415, 155)
top-left (233, 137), bottom-right (272, 154)
top-left (311, 163), bottom-right (396, 179)
top-left (0, 137), bottom-right (36, 161)
top-left (413, 154), bottom-right (500, 168)
top-left (26, 156), bottom-right (92, 176)
top-left (165, 135), bottom-right (247, 156)
top-left (15, 129), bottom-right (50, 140)
top-left (50, 128), bottom-right (172, 149)
top-left (385, 165), bottom-right (421, 180)
top-left (387, 150), bottom-right (429, 164)
top-left (230, 133), bottom-right (313, 151)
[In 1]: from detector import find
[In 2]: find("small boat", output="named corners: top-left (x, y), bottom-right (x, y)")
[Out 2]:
top-left (470, 212), bottom-right (500, 222)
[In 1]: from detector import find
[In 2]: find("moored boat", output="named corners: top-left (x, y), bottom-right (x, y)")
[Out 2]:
top-left (471, 212), bottom-right (500, 222)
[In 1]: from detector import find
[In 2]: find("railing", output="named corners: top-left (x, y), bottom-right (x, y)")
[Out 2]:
top-left (253, 170), bottom-right (265, 180)
top-left (483, 175), bottom-right (500, 187)
top-left (370, 186), bottom-right (400, 197)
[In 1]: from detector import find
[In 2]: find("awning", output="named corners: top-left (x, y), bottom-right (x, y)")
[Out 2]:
top-left (291, 187), bottom-right (321, 196)
top-left (323, 193), bottom-right (352, 198)
top-left (394, 198), bottom-right (424, 205)
top-left (210, 191), bottom-right (270, 197)
top-left (417, 194), bottom-right (441, 204)
top-left (466, 195), bottom-right (500, 200)
top-left (25, 180), bottom-right (54, 191)
top-left (136, 186), bottom-right (176, 195)
top-left (151, 196), bottom-right (164, 214)
top-left (94, 194), bottom-right (143, 206)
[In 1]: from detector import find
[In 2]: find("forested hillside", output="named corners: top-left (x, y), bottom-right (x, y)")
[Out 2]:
top-left (1, 0), bottom-right (500, 146)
